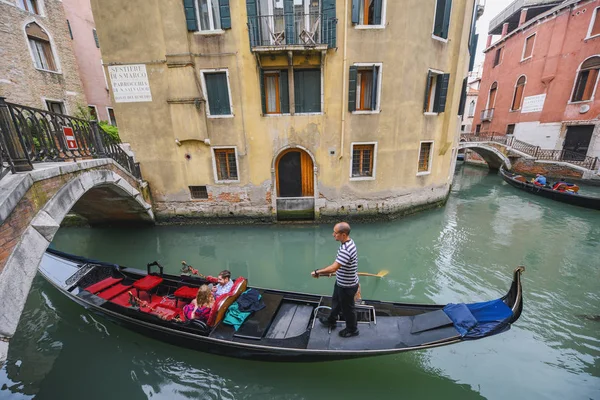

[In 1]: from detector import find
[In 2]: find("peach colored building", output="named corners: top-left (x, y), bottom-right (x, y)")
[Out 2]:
top-left (473, 0), bottom-right (600, 160)
top-left (62, 0), bottom-right (116, 125)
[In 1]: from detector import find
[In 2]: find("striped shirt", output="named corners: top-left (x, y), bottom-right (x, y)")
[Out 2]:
top-left (335, 239), bottom-right (359, 287)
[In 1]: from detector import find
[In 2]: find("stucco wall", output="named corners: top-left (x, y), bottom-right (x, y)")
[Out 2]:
top-left (91, 0), bottom-right (475, 221)
top-left (513, 121), bottom-right (562, 148)
top-left (0, 0), bottom-right (86, 113)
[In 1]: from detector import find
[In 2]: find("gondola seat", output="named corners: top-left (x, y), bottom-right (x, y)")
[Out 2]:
top-left (207, 277), bottom-right (247, 327)
top-left (173, 285), bottom-right (199, 307)
top-left (133, 275), bottom-right (163, 301)
top-left (85, 277), bottom-right (123, 294)
top-left (97, 283), bottom-right (133, 300)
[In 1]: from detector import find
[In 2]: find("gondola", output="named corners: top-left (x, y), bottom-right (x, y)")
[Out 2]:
top-left (499, 167), bottom-right (600, 210)
top-left (39, 248), bottom-right (524, 362)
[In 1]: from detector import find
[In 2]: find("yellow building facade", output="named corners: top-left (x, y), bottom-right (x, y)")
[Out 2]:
top-left (91, 0), bottom-right (477, 221)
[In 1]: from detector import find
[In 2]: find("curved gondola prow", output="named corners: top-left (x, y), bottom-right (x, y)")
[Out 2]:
top-left (503, 266), bottom-right (525, 323)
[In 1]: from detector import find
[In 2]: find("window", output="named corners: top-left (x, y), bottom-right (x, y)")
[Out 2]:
top-left (571, 56), bottom-right (600, 102)
top-left (475, 124), bottom-right (481, 133)
top-left (432, 0), bottom-right (452, 39)
top-left (18, 0), bottom-right (39, 14)
top-left (196, 0), bottom-right (221, 31)
top-left (522, 34), bottom-right (535, 60)
top-left (88, 105), bottom-right (98, 120)
top-left (487, 82), bottom-right (498, 109)
top-left (511, 76), bottom-right (526, 111)
top-left (493, 47), bottom-right (503, 67)
top-left (423, 70), bottom-right (450, 113)
top-left (294, 69), bottom-right (321, 113)
top-left (468, 100), bottom-right (475, 117)
top-left (107, 108), bottom-right (117, 126)
top-left (189, 186), bottom-right (208, 199)
top-left (352, 0), bottom-right (385, 26)
top-left (213, 148), bottom-right (239, 182)
top-left (351, 143), bottom-right (376, 178)
top-left (46, 100), bottom-right (65, 114)
top-left (93, 29), bottom-right (100, 48)
top-left (26, 23), bottom-right (57, 72)
top-left (201, 70), bottom-right (232, 116)
top-left (506, 124), bottom-right (515, 135)
top-left (348, 64), bottom-right (382, 112)
top-left (417, 142), bottom-right (433, 174)
top-left (461, 124), bottom-right (465, 131)
top-left (587, 7), bottom-right (600, 38)
top-left (261, 70), bottom-right (289, 115)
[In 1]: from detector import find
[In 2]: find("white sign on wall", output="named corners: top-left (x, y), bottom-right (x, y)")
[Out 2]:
top-left (521, 94), bottom-right (546, 113)
top-left (108, 64), bottom-right (152, 103)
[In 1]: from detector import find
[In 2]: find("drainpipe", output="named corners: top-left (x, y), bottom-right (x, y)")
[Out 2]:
top-left (339, 0), bottom-right (349, 160)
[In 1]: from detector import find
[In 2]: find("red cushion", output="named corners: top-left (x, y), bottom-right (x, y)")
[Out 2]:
top-left (228, 277), bottom-right (245, 295)
top-left (207, 293), bottom-right (229, 327)
top-left (85, 277), bottom-right (123, 294)
top-left (174, 286), bottom-right (199, 299)
top-left (133, 275), bottom-right (163, 291)
top-left (110, 291), bottom-right (133, 307)
top-left (98, 284), bottom-right (132, 300)
top-left (141, 299), bottom-right (183, 321)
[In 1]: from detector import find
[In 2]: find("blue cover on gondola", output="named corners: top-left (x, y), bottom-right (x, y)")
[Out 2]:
top-left (443, 299), bottom-right (513, 338)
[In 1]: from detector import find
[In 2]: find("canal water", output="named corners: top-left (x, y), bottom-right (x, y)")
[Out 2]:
top-left (1, 165), bottom-right (599, 400)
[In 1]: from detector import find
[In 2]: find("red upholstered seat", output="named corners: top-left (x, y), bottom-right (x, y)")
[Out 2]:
top-left (98, 283), bottom-right (132, 300)
top-left (174, 286), bottom-right (199, 299)
top-left (133, 275), bottom-right (163, 291)
top-left (141, 299), bottom-right (183, 321)
top-left (207, 277), bottom-right (247, 327)
top-left (85, 277), bottom-right (123, 294)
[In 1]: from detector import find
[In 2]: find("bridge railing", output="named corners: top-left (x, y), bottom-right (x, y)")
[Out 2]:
top-left (0, 98), bottom-right (142, 180)
top-left (536, 149), bottom-right (598, 170)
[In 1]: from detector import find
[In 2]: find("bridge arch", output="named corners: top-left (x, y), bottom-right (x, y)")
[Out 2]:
top-left (458, 142), bottom-right (512, 170)
top-left (0, 164), bottom-right (153, 347)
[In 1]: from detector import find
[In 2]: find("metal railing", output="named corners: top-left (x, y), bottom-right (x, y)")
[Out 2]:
top-left (536, 149), bottom-right (598, 170)
top-left (0, 98), bottom-right (142, 181)
top-left (480, 108), bottom-right (494, 121)
top-left (248, 13), bottom-right (336, 47)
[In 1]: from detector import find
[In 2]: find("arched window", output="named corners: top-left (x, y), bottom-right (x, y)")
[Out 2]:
top-left (468, 100), bottom-right (475, 117)
top-left (511, 76), bottom-right (526, 111)
top-left (487, 82), bottom-right (497, 109)
top-left (572, 56), bottom-right (600, 102)
top-left (26, 22), bottom-right (56, 71)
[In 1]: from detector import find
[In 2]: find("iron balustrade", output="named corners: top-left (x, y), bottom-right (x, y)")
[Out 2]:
top-left (0, 99), bottom-right (142, 180)
top-left (535, 149), bottom-right (598, 170)
top-left (248, 13), bottom-right (336, 47)
top-left (511, 138), bottom-right (539, 157)
top-left (480, 108), bottom-right (494, 121)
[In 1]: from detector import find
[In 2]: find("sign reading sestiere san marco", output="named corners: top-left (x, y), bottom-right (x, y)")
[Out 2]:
top-left (108, 64), bottom-right (152, 103)
top-left (521, 94), bottom-right (546, 114)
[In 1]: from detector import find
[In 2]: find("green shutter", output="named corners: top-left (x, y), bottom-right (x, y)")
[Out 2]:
top-left (469, 34), bottom-right (478, 72)
top-left (321, 0), bottom-right (337, 48)
top-left (220, 0), bottom-right (231, 29)
top-left (206, 72), bottom-right (231, 115)
top-left (433, 0), bottom-right (445, 37)
top-left (458, 77), bottom-right (467, 116)
top-left (351, 0), bottom-right (360, 24)
top-left (348, 66), bottom-right (357, 112)
top-left (441, 0), bottom-right (452, 39)
top-left (260, 69), bottom-right (266, 115)
top-left (246, 0), bottom-right (259, 46)
top-left (183, 0), bottom-right (198, 31)
top-left (280, 70), bottom-right (290, 114)
top-left (93, 29), bottom-right (99, 48)
top-left (371, 65), bottom-right (378, 110)
top-left (295, 69), bottom-right (320, 113)
top-left (423, 71), bottom-right (432, 112)
top-left (284, 0), bottom-right (294, 45)
top-left (433, 73), bottom-right (450, 113)
top-left (373, 0), bottom-right (382, 25)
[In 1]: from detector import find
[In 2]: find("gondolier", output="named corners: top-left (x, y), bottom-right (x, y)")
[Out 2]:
top-left (311, 222), bottom-right (360, 338)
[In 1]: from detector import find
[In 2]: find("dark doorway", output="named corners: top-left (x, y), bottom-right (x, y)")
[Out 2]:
top-left (277, 151), bottom-right (302, 197)
top-left (563, 125), bottom-right (594, 161)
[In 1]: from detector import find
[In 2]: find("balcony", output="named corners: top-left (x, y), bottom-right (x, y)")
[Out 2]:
top-left (481, 108), bottom-right (494, 121)
top-left (248, 13), bottom-right (336, 51)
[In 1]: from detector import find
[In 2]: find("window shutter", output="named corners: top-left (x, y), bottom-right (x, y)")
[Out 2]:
top-left (246, 0), bottom-right (259, 46)
top-left (321, 0), bottom-right (337, 48)
top-left (183, 0), bottom-right (198, 31)
top-left (441, 0), bottom-right (452, 39)
top-left (93, 29), bottom-right (100, 48)
top-left (423, 71), bottom-right (432, 112)
top-left (260, 69), bottom-right (266, 115)
top-left (433, 73), bottom-right (450, 113)
top-left (206, 73), bottom-right (231, 115)
top-left (458, 77), bottom-right (467, 116)
top-left (371, 65), bottom-right (378, 110)
top-left (372, 0), bottom-right (383, 25)
top-left (220, 0), bottom-right (231, 29)
top-left (433, 0), bottom-right (445, 37)
top-left (469, 34), bottom-right (478, 72)
top-left (348, 66), bottom-right (358, 112)
top-left (280, 69), bottom-right (290, 114)
top-left (351, 0), bottom-right (360, 24)
top-left (284, 0), bottom-right (294, 45)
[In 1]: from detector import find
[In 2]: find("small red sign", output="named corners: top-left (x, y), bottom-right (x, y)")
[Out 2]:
top-left (63, 127), bottom-right (78, 150)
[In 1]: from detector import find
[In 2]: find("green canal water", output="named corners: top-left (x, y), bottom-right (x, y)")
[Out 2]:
top-left (1, 165), bottom-right (599, 400)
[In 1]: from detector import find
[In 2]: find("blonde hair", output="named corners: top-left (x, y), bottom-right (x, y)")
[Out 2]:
top-left (195, 285), bottom-right (213, 306)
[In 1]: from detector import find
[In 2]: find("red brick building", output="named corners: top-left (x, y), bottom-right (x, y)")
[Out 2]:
top-left (473, 0), bottom-right (600, 161)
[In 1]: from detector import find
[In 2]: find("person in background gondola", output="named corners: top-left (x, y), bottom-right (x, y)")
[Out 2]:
top-left (533, 173), bottom-right (546, 186)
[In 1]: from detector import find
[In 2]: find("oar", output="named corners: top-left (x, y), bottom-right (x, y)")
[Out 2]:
top-left (318, 270), bottom-right (389, 278)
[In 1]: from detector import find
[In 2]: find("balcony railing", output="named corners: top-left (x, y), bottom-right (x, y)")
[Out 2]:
top-left (480, 108), bottom-right (494, 121)
top-left (248, 13), bottom-right (336, 48)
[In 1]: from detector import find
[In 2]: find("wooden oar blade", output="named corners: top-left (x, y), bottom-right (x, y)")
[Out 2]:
top-left (377, 270), bottom-right (389, 278)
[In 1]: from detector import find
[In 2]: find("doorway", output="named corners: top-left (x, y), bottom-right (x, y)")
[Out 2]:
top-left (563, 125), bottom-right (593, 161)
top-left (275, 148), bottom-right (314, 220)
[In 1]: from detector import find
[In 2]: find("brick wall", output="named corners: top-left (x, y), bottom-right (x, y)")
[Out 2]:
top-left (511, 158), bottom-right (584, 179)
top-left (0, 0), bottom-right (86, 113)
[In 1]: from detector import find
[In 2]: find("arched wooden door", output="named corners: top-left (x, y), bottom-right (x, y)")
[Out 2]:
top-left (276, 149), bottom-right (314, 198)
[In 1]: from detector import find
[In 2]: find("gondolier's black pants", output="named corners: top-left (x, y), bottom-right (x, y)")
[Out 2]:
top-left (328, 283), bottom-right (359, 332)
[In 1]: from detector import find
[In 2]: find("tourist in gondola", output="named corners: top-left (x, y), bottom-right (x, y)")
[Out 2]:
top-left (183, 285), bottom-right (214, 322)
top-left (533, 173), bottom-right (547, 186)
top-left (213, 270), bottom-right (233, 297)
top-left (311, 222), bottom-right (360, 338)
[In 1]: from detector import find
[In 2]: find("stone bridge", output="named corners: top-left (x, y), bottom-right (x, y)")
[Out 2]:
top-left (458, 139), bottom-right (513, 170)
top-left (0, 159), bottom-right (153, 359)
